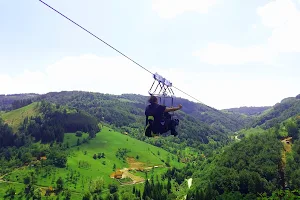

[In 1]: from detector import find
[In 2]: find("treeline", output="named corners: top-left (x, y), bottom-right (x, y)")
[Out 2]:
top-left (142, 175), bottom-right (176, 200)
top-left (19, 101), bottom-right (100, 144)
top-left (0, 94), bottom-right (38, 111)
top-left (0, 118), bottom-right (15, 148)
top-left (223, 106), bottom-right (271, 116)
top-left (12, 99), bottom-right (33, 110)
top-left (38, 91), bottom-right (140, 127)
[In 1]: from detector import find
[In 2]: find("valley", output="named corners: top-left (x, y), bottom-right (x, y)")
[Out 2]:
top-left (0, 92), bottom-right (300, 199)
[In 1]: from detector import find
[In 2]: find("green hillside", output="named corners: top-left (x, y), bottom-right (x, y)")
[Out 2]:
top-left (35, 91), bottom-right (231, 148)
top-left (252, 95), bottom-right (300, 129)
top-left (1, 102), bottom-right (40, 132)
top-left (1, 92), bottom-right (300, 199)
top-left (186, 115), bottom-right (300, 200)
top-left (223, 106), bottom-right (272, 116)
top-left (0, 126), bottom-right (183, 199)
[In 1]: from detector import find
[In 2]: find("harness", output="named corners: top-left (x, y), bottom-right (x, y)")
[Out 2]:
top-left (145, 73), bottom-right (178, 137)
top-left (145, 104), bottom-right (170, 136)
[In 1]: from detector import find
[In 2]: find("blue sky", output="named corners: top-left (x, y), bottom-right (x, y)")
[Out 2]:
top-left (0, 0), bottom-right (299, 109)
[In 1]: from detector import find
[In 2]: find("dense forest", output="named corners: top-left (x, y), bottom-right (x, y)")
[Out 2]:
top-left (0, 91), bottom-right (300, 199)
top-left (251, 96), bottom-right (300, 129)
top-left (0, 100), bottom-right (99, 174)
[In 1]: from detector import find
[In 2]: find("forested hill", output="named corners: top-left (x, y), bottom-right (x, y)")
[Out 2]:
top-left (223, 106), bottom-right (271, 116)
top-left (0, 101), bottom-right (100, 148)
top-left (251, 94), bottom-right (300, 129)
top-left (1, 92), bottom-right (300, 199)
top-left (2, 92), bottom-right (300, 135)
top-left (41, 91), bottom-right (250, 133)
top-left (34, 91), bottom-right (228, 146)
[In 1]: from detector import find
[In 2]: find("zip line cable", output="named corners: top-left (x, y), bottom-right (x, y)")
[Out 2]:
top-left (39, 0), bottom-right (153, 76)
top-left (39, 0), bottom-right (216, 110)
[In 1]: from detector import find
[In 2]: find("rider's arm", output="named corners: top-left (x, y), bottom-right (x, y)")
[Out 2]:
top-left (164, 105), bottom-right (182, 112)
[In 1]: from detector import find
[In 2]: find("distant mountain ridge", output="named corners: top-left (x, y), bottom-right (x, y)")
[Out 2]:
top-left (223, 106), bottom-right (272, 116)
top-left (1, 91), bottom-right (299, 137)
top-left (251, 94), bottom-right (300, 129)
top-left (0, 91), bottom-right (247, 147)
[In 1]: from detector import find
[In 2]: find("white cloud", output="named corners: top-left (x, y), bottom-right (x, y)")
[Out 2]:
top-left (152, 0), bottom-right (218, 19)
top-left (0, 54), bottom-right (298, 109)
top-left (0, 55), bottom-right (196, 100)
top-left (257, 0), bottom-right (298, 28)
top-left (193, 0), bottom-right (300, 65)
top-left (259, 0), bottom-right (300, 53)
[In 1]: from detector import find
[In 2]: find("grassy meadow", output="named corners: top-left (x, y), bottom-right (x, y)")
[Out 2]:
top-left (1, 126), bottom-right (184, 199)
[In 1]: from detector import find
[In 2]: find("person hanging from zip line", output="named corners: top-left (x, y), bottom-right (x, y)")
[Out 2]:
top-left (144, 95), bottom-right (182, 137)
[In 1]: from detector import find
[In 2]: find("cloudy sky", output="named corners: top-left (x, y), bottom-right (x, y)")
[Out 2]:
top-left (0, 0), bottom-right (299, 109)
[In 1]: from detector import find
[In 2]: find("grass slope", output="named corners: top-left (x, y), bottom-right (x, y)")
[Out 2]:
top-left (2, 126), bottom-right (183, 199)
top-left (1, 102), bottom-right (40, 132)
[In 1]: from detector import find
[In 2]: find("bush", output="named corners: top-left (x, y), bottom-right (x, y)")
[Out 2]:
top-left (76, 131), bottom-right (83, 137)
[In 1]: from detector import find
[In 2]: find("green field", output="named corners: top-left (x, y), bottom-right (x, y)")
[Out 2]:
top-left (1, 102), bottom-right (40, 132)
top-left (1, 126), bottom-right (184, 199)
top-left (237, 127), bottom-right (266, 138)
top-left (64, 132), bottom-right (90, 147)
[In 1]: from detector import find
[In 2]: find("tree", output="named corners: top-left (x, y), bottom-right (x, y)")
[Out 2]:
top-left (167, 177), bottom-right (171, 194)
top-left (93, 194), bottom-right (99, 200)
top-left (33, 189), bottom-right (42, 200)
top-left (109, 183), bottom-right (118, 194)
top-left (82, 192), bottom-right (92, 200)
top-left (56, 177), bottom-right (64, 192)
top-left (121, 192), bottom-right (134, 200)
top-left (4, 187), bottom-right (16, 200)
top-left (76, 131), bottom-right (83, 137)
top-left (89, 177), bottom-right (104, 194)
top-left (48, 151), bottom-right (67, 168)
top-left (286, 120), bottom-right (299, 139)
top-left (143, 179), bottom-right (151, 200)
top-left (64, 189), bottom-right (71, 200)
top-left (21, 152), bottom-right (32, 163)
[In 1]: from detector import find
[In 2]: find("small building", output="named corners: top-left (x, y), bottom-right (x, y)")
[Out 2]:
top-left (115, 170), bottom-right (123, 179)
top-left (110, 170), bottom-right (123, 179)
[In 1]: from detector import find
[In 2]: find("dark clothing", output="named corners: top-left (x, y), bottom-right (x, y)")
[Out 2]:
top-left (145, 103), bottom-right (177, 136)
top-left (145, 103), bottom-right (166, 133)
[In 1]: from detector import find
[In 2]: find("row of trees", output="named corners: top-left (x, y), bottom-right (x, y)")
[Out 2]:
top-left (18, 101), bottom-right (100, 144)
